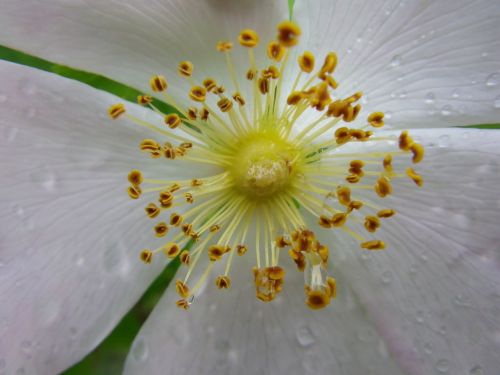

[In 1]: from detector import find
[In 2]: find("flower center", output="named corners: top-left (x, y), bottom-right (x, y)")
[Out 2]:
top-left (108, 20), bottom-right (425, 311)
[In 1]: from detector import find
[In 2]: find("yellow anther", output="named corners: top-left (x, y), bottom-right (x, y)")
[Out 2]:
top-left (326, 277), bottom-right (337, 299)
top-left (163, 144), bottom-right (176, 160)
top-left (137, 95), bottom-right (153, 105)
top-left (140, 139), bottom-right (162, 158)
top-left (158, 190), bottom-right (174, 208)
top-left (175, 280), bottom-right (190, 298)
top-left (209, 224), bottom-right (221, 233)
top-left (374, 176), bottom-right (392, 198)
top-left (399, 130), bottom-right (414, 151)
top-left (348, 200), bottom-right (364, 212)
top-left (189, 86), bottom-right (207, 102)
top-left (305, 289), bottom-right (330, 310)
top-left (331, 213), bottom-right (347, 227)
top-left (170, 213), bottom-right (183, 227)
top-left (246, 69), bottom-right (257, 81)
top-left (199, 108), bottom-right (209, 121)
top-left (345, 91), bottom-right (363, 104)
top-left (187, 107), bottom-right (198, 120)
top-left (327, 100), bottom-right (348, 118)
top-left (319, 52), bottom-right (337, 78)
top-left (127, 169), bottom-right (143, 186)
top-left (410, 143), bottom-right (424, 164)
top-left (367, 112), bottom-right (385, 128)
top-left (179, 250), bottom-right (190, 265)
top-left (319, 215), bottom-right (333, 228)
top-left (238, 29), bottom-right (259, 47)
top-left (176, 299), bottom-right (190, 310)
top-left (346, 174), bottom-right (360, 183)
top-left (287, 91), bottom-right (303, 105)
top-left (267, 41), bottom-right (286, 62)
top-left (237, 244), bottom-right (248, 256)
top-left (140, 249), bottom-right (153, 264)
top-left (182, 223), bottom-right (193, 236)
top-left (169, 183), bottom-right (181, 193)
top-left (406, 167), bottom-right (424, 187)
top-left (377, 209), bottom-right (396, 218)
top-left (310, 82), bottom-right (331, 111)
top-left (178, 61), bottom-right (194, 77)
top-left (217, 97), bottom-right (233, 112)
top-left (324, 75), bottom-right (338, 89)
top-left (336, 186), bottom-right (351, 206)
top-left (275, 236), bottom-right (291, 248)
top-left (276, 20), bottom-right (301, 47)
top-left (154, 222), bottom-right (169, 237)
top-left (232, 92), bottom-right (246, 106)
top-left (360, 240), bottom-right (386, 250)
top-left (208, 245), bottom-right (229, 261)
top-left (164, 243), bottom-right (181, 259)
top-left (215, 275), bottom-right (232, 289)
top-left (383, 154), bottom-right (393, 173)
top-left (289, 249), bottom-right (306, 271)
top-left (350, 160), bottom-right (364, 170)
top-left (216, 41), bottom-right (233, 52)
top-left (203, 78), bottom-right (217, 93)
top-left (364, 216), bottom-right (381, 233)
top-left (268, 266), bottom-right (285, 280)
top-left (258, 77), bottom-right (270, 94)
top-left (164, 113), bottom-right (182, 129)
top-left (150, 75), bottom-right (168, 92)
top-left (254, 267), bottom-right (284, 302)
top-left (145, 203), bottom-right (161, 219)
top-left (180, 142), bottom-right (193, 150)
top-left (214, 86), bottom-right (225, 94)
top-left (127, 185), bottom-right (142, 200)
top-left (184, 193), bottom-right (194, 204)
top-left (298, 51), bottom-right (315, 73)
top-left (262, 65), bottom-right (280, 79)
top-left (191, 179), bottom-right (203, 187)
top-left (317, 244), bottom-right (329, 263)
top-left (108, 103), bottom-right (125, 119)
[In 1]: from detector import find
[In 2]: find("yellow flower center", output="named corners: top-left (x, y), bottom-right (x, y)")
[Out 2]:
top-left (108, 20), bottom-right (424, 311)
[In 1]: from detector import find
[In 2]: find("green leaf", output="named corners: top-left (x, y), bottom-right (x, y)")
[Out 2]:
top-left (459, 123), bottom-right (500, 129)
top-left (288, 0), bottom-right (296, 20)
top-left (0, 44), bottom-right (176, 114)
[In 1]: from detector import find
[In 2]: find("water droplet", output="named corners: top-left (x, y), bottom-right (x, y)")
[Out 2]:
top-left (494, 95), bottom-right (500, 109)
top-left (438, 135), bottom-right (450, 148)
top-left (416, 310), bottom-right (424, 324)
top-left (435, 359), bottom-right (450, 373)
top-left (423, 342), bottom-right (432, 354)
top-left (440, 105), bottom-right (452, 116)
top-left (30, 169), bottom-right (57, 192)
top-left (0, 94), bottom-right (7, 103)
top-left (381, 270), bottom-right (392, 285)
top-left (76, 257), bottom-right (85, 267)
top-left (451, 89), bottom-right (460, 98)
top-left (470, 365), bottom-right (484, 375)
top-left (132, 338), bottom-right (148, 361)
top-left (399, 91), bottom-right (407, 99)
top-left (485, 72), bottom-right (499, 87)
top-left (481, 52), bottom-right (489, 59)
top-left (425, 92), bottom-right (435, 104)
top-left (390, 55), bottom-right (402, 68)
top-left (356, 36), bottom-right (363, 43)
top-left (296, 325), bottom-right (315, 347)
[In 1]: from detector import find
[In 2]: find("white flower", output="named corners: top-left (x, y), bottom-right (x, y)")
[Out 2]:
top-left (0, 1), bottom-right (500, 375)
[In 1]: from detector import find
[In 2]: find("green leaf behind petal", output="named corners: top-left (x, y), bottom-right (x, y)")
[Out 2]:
top-left (288, 0), bottom-right (296, 20)
top-left (459, 123), bottom-right (500, 129)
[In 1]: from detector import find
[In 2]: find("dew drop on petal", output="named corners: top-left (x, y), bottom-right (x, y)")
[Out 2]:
top-left (435, 359), bottom-right (450, 373)
top-left (485, 72), bottom-right (499, 87)
top-left (451, 89), bottom-right (459, 98)
top-left (389, 55), bottom-right (402, 68)
top-left (296, 325), bottom-right (315, 347)
top-left (423, 342), bottom-right (432, 354)
top-left (469, 366), bottom-right (484, 375)
top-left (415, 310), bottom-right (424, 324)
top-left (30, 169), bottom-right (57, 192)
top-left (494, 95), bottom-right (500, 109)
top-left (132, 338), bottom-right (148, 362)
top-left (425, 92), bottom-right (435, 104)
top-left (440, 105), bottom-right (452, 116)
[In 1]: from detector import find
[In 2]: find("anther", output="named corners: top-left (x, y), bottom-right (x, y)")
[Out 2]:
top-left (164, 113), bottom-right (182, 129)
top-left (305, 289), bottom-right (330, 310)
top-left (238, 29), bottom-right (259, 48)
top-left (216, 41), bottom-right (233, 52)
top-left (258, 77), bottom-right (270, 94)
top-left (187, 107), bottom-right (198, 120)
top-left (217, 97), bottom-right (233, 112)
top-left (175, 280), bottom-right (190, 298)
top-left (277, 20), bottom-right (301, 47)
top-left (199, 108), bottom-right (209, 121)
top-left (127, 185), bottom-right (142, 199)
top-left (145, 203), bottom-right (161, 219)
top-left (377, 209), bottom-right (395, 218)
top-left (364, 216), bottom-right (381, 233)
top-left (368, 112), bottom-right (384, 128)
top-left (406, 168), bottom-right (424, 187)
top-left (178, 61), bottom-right (194, 77)
top-left (267, 41), bottom-right (286, 62)
top-left (410, 143), bottom-right (424, 164)
top-left (176, 299), bottom-right (190, 310)
top-left (347, 200), bottom-right (363, 212)
top-left (182, 223), bottom-right (193, 236)
top-left (319, 215), bottom-right (333, 228)
top-left (287, 91), bottom-right (303, 105)
top-left (383, 154), bottom-right (393, 174)
top-left (159, 190), bottom-right (174, 208)
top-left (128, 169), bottom-right (143, 186)
top-left (184, 193), bottom-right (194, 204)
top-left (275, 236), bottom-right (291, 248)
top-left (232, 92), bottom-right (246, 106)
top-left (374, 176), bottom-right (392, 198)
top-left (140, 249), bottom-right (153, 264)
top-left (189, 86), bottom-right (207, 102)
top-left (150, 75), bottom-right (168, 92)
top-left (140, 139), bottom-right (162, 158)
top-left (237, 244), bottom-right (248, 256)
top-left (208, 245), bottom-right (229, 261)
top-left (164, 243), bottom-right (181, 259)
top-left (298, 51), bottom-right (315, 73)
top-left (203, 78), bottom-right (218, 93)
top-left (324, 75), bottom-right (338, 89)
top-left (331, 213), bottom-right (348, 227)
top-left (191, 179), bottom-right (203, 187)
top-left (170, 213), bottom-right (183, 226)
top-left (360, 240), bottom-right (386, 250)
top-left (210, 224), bottom-right (221, 233)
top-left (137, 95), bottom-right (153, 105)
top-left (399, 130), bottom-right (414, 151)
top-left (336, 186), bottom-right (351, 206)
top-left (154, 222), bottom-right (169, 237)
top-left (246, 69), bottom-right (256, 81)
top-left (262, 65), bottom-right (280, 79)
top-left (108, 103), bottom-right (125, 119)
top-left (180, 250), bottom-right (190, 265)
top-left (319, 52), bottom-right (337, 79)
top-left (215, 275), bottom-right (232, 289)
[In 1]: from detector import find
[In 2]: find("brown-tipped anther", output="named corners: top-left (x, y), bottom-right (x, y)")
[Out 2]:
top-left (164, 243), bottom-right (181, 259)
top-left (217, 98), bottom-right (233, 112)
top-left (319, 52), bottom-right (338, 78)
top-left (127, 185), bottom-right (142, 200)
top-left (277, 20), bottom-right (301, 47)
top-left (108, 103), bottom-right (125, 119)
top-left (191, 179), bottom-right (203, 187)
top-left (189, 86), bottom-right (207, 102)
top-left (326, 277), bottom-right (337, 299)
top-left (163, 144), bottom-right (176, 160)
top-left (187, 107), bottom-right (198, 120)
top-left (258, 77), bottom-right (270, 94)
top-left (319, 215), bottom-right (333, 228)
top-left (150, 75), bottom-right (168, 92)
top-left (268, 266), bottom-right (285, 280)
top-left (154, 222), bottom-right (169, 237)
top-left (140, 139), bottom-right (162, 158)
top-left (374, 176), bottom-right (392, 198)
top-left (203, 78), bottom-right (217, 92)
top-left (180, 142), bottom-right (193, 150)
top-left (377, 209), bottom-right (396, 218)
top-left (178, 61), bottom-right (194, 77)
top-left (267, 41), bottom-right (286, 62)
top-left (310, 82), bottom-right (331, 111)
top-left (237, 244), bottom-right (248, 256)
top-left (170, 213), bottom-right (183, 226)
top-left (238, 29), bottom-right (259, 47)
top-left (216, 41), bottom-right (233, 52)
top-left (232, 92), bottom-right (246, 106)
top-left (406, 168), bottom-right (424, 187)
top-left (383, 154), bottom-right (393, 173)
top-left (287, 91), bottom-right (303, 105)
top-left (361, 240), bottom-right (386, 250)
top-left (137, 95), bottom-right (153, 105)
top-left (289, 249), bottom-right (306, 271)
top-left (215, 275), bottom-right (232, 289)
top-left (262, 65), bottom-right (280, 79)
top-left (348, 200), bottom-right (363, 212)
top-left (399, 130), bottom-right (414, 151)
top-left (209, 224), bottom-right (221, 233)
top-left (410, 143), bottom-right (424, 164)
top-left (128, 169), bottom-right (143, 186)
top-left (364, 216), bottom-right (381, 233)
top-left (184, 193), bottom-right (194, 204)
top-left (200, 108), bottom-right (209, 121)
top-left (175, 280), bottom-right (190, 298)
top-left (208, 245), bottom-right (227, 261)
top-left (145, 203), bottom-right (161, 219)
top-left (275, 236), bottom-right (291, 248)
top-left (368, 112), bottom-right (385, 128)
top-left (180, 250), bottom-right (190, 265)
top-left (331, 213), bottom-right (347, 227)
top-left (324, 75), bottom-right (338, 89)
top-left (298, 51), bottom-right (315, 73)
top-left (169, 183), bottom-right (181, 193)
top-left (305, 290), bottom-right (330, 310)
top-left (176, 299), bottom-right (190, 310)
top-left (334, 126), bottom-right (352, 145)
top-left (158, 190), bottom-right (174, 208)
top-left (182, 223), bottom-right (193, 236)
top-left (164, 113), bottom-right (182, 129)
top-left (246, 69), bottom-right (256, 81)
top-left (346, 174), bottom-right (360, 184)
top-left (139, 249), bottom-right (153, 264)
top-left (336, 186), bottom-right (351, 206)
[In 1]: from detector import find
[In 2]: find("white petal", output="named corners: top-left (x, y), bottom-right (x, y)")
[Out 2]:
top-left (0, 0), bottom-right (287, 100)
top-left (0, 60), bottom-right (206, 374)
top-left (314, 128), bottom-right (500, 375)
top-left (295, 0), bottom-right (500, 128)
top-left (123, 255), bottom-right (406, 375)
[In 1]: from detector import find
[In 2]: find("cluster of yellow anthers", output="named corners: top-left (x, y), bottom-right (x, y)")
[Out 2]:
top-left (109, 21), bottom-right (424, 310)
